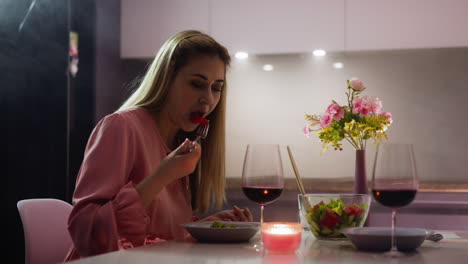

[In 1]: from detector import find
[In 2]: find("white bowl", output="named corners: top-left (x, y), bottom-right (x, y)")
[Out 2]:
top-left (342, 227), bottom-right (430, 251)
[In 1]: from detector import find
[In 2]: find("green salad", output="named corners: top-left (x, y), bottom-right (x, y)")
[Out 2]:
top-left (306, 198), bottom-right (368, 239)
top-left (210, 221), bottom-right (237, 228)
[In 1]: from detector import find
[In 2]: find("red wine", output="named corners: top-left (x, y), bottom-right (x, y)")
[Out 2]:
top-left (242, 187), bottom-right (283, 205)
top-left (372, 189), bottom-right (417, 208)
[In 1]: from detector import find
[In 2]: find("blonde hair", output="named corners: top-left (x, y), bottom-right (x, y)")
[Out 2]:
top-left (119, 30), bottom-right (230, 214)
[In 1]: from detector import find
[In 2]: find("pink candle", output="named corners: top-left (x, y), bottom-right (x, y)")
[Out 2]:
top-left (262, 222), bottom-right (302, 252)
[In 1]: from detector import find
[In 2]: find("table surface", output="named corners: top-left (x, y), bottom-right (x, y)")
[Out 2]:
top-left (66, 229), bottom-right (468, 264)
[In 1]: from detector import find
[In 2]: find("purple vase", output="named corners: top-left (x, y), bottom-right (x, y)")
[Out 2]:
top-left (354, 149), bottom-right (368, 194)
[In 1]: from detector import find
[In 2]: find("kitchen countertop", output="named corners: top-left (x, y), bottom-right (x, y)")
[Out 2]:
top-left (226, 178), bottom-right (468, 193)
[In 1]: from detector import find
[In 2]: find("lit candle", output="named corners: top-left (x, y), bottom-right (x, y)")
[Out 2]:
top-left (262, 222), bottom-right (302, 252)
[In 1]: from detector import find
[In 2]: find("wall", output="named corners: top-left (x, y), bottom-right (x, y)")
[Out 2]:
top-left (95, 0), bottom-right (151, 122)
top-left (95, 0), bottom-right (122, 121)
top-left (226, 48), bottom-right (468, 182)
top-left (95, 0), bottom-right (134, 122)
top-left (92, 46), bottom-right (468, 183)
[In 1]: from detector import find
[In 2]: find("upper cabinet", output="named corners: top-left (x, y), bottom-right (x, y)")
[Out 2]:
top-left (210, 0), bottom-right (345, 55)
top-left (345, 0), bottom-right (468, 51)
top-left (121, 0), bottom-right (468, 58)
top-left (121, 0), bottom-right (210, 58)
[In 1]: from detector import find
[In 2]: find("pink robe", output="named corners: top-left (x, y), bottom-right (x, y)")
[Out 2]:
top-left (65, 107), bottom-right (192, 261)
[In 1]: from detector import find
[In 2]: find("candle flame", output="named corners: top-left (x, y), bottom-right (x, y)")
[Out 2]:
top-left (266, 224), bottom-right (298, 235)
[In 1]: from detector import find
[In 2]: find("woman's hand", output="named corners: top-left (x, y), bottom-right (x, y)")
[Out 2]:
top-left (137, 139), bottom-right (201, 208)
top-left (200, 206), bottom-right (253, 222)
top-left (158, 138), bottom-right (201, 178)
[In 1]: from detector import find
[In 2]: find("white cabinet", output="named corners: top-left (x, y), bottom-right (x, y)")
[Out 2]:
top-left (120, 0), bottom-right (468, 58)
top-left (210, 0), bottom-right (345, 54)
top-left (121, 0), bottom-right (210, 58)
top-left (345, 0), bottom-right (468, 51)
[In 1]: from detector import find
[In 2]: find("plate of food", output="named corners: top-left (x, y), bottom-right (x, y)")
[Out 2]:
top-left (182, 221), bottom-right (260, 243)
top-left (341, 227), bottom-right (431, 251)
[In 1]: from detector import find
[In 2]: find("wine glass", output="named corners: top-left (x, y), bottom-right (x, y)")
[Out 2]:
top-left (241, 144), bottom-right (284, 224)
top-left (371, 143), bottom-right (419, 256)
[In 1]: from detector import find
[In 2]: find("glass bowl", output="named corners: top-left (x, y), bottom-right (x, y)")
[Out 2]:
top-left (298, 193), bottom-right (371, 240)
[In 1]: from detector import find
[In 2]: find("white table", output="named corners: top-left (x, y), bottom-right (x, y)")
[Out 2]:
top-left (66, 230), bottom-right (468, 264)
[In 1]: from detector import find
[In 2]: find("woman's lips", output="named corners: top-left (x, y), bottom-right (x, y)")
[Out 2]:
top-left (190, 112), bottom-right (208, 125)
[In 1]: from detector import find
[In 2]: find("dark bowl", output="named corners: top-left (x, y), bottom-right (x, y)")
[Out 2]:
top-left (342, 227), bottom-right (430, 252)
top-left (182, 221), bottom-right (260, 243)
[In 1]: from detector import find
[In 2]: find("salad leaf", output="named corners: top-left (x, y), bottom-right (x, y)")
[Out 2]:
top-left (306, 198), bottom-right (367, 239)
top-left (211, 221), bottom-right (237, 228)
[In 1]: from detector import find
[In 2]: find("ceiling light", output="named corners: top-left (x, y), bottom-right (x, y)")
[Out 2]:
top-left (262, 64), bottom-right (274, 71)
top-left (333, 62), bottom-right (344, 69)
top-left (313, 49), bottom-right (326, 57)
top-left (235, 51), bottom-right (248, 59)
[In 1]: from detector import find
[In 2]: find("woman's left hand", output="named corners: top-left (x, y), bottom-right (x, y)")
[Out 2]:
top-left (201, 206), bottom-right (253, 222)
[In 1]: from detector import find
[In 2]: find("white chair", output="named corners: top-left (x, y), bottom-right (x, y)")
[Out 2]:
top-left (17, 198), bottom-right (73, 264)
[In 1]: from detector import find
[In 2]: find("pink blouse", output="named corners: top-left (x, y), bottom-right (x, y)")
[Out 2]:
top-left (65, 107), bottom-right (192, 261)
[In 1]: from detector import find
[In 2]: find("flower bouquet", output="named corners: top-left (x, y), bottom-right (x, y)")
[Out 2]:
top-left (303, 79), bottom-right (392, 194)
top-left (303, 79), bottom-right (392, 152)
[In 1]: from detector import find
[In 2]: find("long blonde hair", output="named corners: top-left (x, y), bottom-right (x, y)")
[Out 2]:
top-left (119, 30), bottom-right (230, 214)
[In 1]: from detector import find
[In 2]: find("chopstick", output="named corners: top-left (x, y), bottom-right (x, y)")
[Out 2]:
top-left (286, 145), bottom-right (306, 196)
top-left (287, 145), bottom-right (312, 214)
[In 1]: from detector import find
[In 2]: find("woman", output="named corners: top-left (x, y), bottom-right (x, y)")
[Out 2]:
top-left (66, 30), bottom-right (252, 261)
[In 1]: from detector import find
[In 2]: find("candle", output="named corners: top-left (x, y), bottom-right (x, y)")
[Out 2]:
top-left (262, 222), bottom-right (302, 252)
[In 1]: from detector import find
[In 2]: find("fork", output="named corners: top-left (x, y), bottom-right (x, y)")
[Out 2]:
top-left (189, 123), bottom-right (209, 152)
top-left (426, 233), bottom-right (444, 242)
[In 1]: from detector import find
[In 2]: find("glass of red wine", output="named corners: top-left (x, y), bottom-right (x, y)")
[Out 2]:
top-left (371, 143), bottom-right (418, 256)
top-left (242, 144), bottom-right (284, 224)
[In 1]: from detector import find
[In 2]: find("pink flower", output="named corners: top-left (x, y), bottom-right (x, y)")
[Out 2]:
top-left (326, 103), bottom-right (345, 121)
top-left (334, 107), bottom-right (344, 121)
top-left (303, 124), bottom-right (311, 138)
top-left (352, 98), bottom-right (363, 114)
top-left (368, 97), bottom-right (383, 114)
top-left (353, 96), bottom-right (382, 116)
top-left (360, 107), bottom-right (370, 116)
top-left (381, 112), bottom-right (393, 123)
top-left (320, 114), bottom-right (333, 128)
top-left (326, 103), bottom-right (339, 114)
top-left (350, 79), bottom-right (366, 91)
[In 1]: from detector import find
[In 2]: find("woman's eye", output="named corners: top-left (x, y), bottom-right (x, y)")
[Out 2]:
top-left (191, 81), bottom-right (204, 89)
top-left (212, 85), bottom-right (223, 92)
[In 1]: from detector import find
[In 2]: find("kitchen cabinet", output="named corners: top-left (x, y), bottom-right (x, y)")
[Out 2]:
top-left (120, 0), bottom-right (468, 58)
top-left (121, 0), bottom-right (210, 58)
top-left (210, 0), bottom-right (344, 54)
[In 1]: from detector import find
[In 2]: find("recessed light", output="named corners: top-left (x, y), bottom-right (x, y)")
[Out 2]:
top-left (235, 51), bottom-right (249, 59)
top-left (312, 49), bottom-right (326, 57)
top-left (262, 64), bottom-right (274, 71)
top-left (333, 62), bottom-right (344, 69)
